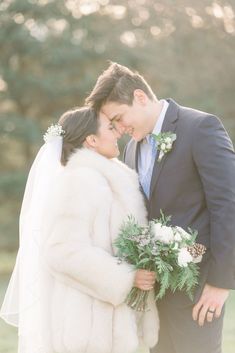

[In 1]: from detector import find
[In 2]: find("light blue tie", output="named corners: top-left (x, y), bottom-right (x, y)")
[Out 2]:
top-left (140, 135), bottom-right (157, 198)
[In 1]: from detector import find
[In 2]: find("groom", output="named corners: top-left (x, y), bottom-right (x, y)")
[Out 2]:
top-left (86, 62), bottom-right (235, 353)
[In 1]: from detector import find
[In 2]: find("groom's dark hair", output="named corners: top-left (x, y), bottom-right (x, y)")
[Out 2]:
top-left (85, 62), bottom-right (155, 111)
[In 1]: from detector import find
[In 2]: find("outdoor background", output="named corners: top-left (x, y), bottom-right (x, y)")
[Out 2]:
top-left (0, 0), bottom-right (235, 352)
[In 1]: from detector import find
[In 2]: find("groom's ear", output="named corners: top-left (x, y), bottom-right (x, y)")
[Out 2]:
top-left (133, 89), bottom-right (148, 105)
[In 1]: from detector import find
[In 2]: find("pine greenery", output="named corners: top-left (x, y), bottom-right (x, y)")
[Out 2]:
top-left (114, 213), bottom-right (206, 310)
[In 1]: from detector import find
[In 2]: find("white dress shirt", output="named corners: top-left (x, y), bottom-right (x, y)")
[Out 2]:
top-left (138, 99), bottom-right (169, 181)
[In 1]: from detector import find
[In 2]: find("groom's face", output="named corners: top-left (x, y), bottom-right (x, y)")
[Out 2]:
top-left (101, 92), bottom-right (149, 141)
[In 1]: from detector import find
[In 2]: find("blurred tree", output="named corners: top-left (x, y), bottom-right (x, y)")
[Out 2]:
top-left (0, 0), bottom-right (234, 250)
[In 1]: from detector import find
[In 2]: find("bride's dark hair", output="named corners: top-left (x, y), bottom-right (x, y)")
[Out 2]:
top-left (59, 107), bottom-right (99, 166)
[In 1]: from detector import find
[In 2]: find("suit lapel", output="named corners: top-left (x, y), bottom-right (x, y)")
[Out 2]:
top-left (125, 139), bottom-right (139, 171)
top-left (127, 139), bottom-right (149, 204)
top-left (135, 142), bottom-right (140, 172)
top-left (149, 99), bottom-right (179, 198)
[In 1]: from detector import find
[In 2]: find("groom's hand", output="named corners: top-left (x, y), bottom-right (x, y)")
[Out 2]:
top-left (134, 269), bottom-right (156, 291)
top-left (192, 283), bottom-right (229, 326)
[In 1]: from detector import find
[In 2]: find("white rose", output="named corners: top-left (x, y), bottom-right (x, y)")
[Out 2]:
top-left (175, 226), bottom-right (191, 240)
top-left (174, 232), bottom-right (182, 242)
top-left (153, 223), bottom-right (174, 244)
top-left (165, 137), bottom-right (172, 144)
top-left (161, 143), bottom-right (166, 150)
top-left (177, 248), bottom-right (193, 267)
top-left (153, 223), bottom-right (162, 234)
top-left (166, 143), bottom-right (172, 150)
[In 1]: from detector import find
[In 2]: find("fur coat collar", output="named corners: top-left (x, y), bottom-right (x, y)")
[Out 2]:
top-left (66, 148), bottom-right (147, 226)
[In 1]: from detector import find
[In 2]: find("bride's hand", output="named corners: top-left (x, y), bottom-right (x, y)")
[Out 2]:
top-left (134, 269), bottom-right (156, 291)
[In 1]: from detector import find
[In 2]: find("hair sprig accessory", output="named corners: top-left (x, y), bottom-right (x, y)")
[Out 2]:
top-left (43, 124), bottom-right (65, 143)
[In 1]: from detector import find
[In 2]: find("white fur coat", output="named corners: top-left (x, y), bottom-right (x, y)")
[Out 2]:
top-left (42, 148), bottom-right (159, 353)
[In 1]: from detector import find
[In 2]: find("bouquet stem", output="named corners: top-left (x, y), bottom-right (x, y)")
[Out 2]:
top-left (125, 287), bottom-right (149, 311)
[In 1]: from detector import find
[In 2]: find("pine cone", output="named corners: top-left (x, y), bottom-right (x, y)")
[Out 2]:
top-left (187, 243), bottom-right (206, 258)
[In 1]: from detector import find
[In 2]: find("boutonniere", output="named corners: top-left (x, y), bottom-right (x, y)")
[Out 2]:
top-left (152, 132), bottom-right (177, 162)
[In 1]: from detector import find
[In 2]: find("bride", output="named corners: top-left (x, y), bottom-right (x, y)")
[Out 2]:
top-left (0, 107), bottom-right (159, 353)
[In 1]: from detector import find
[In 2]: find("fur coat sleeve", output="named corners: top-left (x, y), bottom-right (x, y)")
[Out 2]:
top-left (43, 167), bottom-right (136, 307)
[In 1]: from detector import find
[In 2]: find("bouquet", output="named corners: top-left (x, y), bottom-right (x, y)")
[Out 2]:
top-left (114, 212), bottom-right (206, 311)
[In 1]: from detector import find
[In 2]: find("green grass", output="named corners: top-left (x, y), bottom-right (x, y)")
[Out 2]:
top-left (0, 256), bottom-right (235, 353)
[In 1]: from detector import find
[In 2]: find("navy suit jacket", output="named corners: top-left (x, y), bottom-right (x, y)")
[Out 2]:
top-left (124, 99), bottom-right (235, 291)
